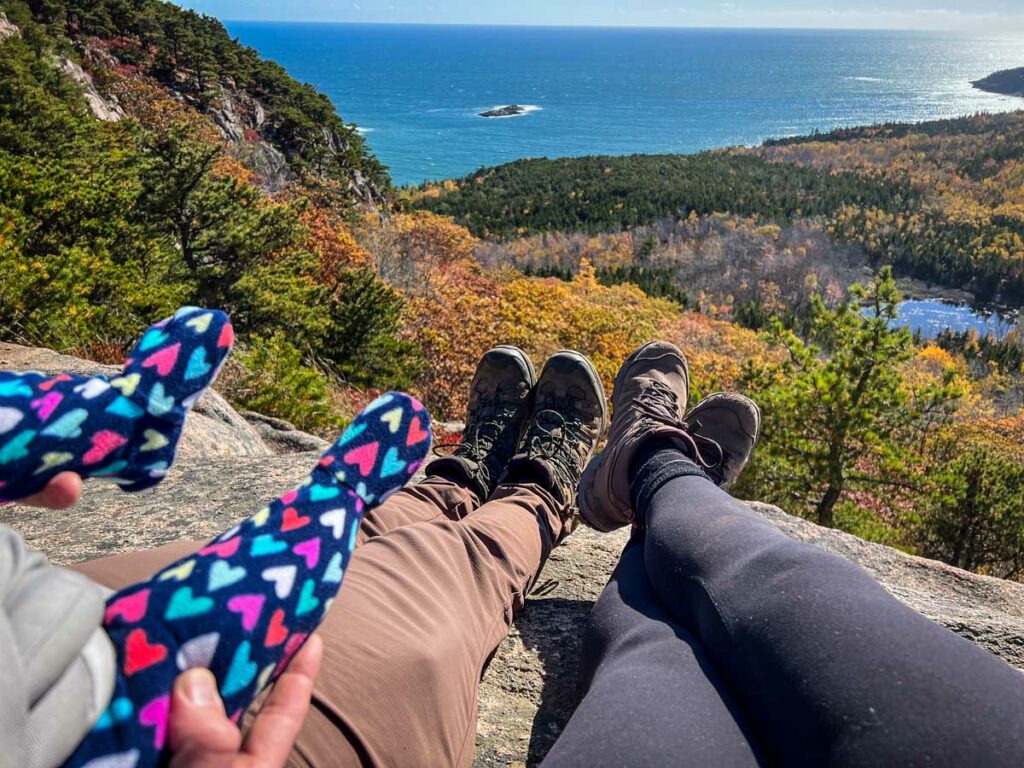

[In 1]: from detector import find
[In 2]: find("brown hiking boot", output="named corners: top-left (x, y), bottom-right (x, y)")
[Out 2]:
top-left (505, 351), bottom-right (607, 537)
top-left (685, 393), bottom-right (761, 489)
top-left (426, 346), bottom-right (536, 498)
top-left (578, 341), bottom-right (691, 531)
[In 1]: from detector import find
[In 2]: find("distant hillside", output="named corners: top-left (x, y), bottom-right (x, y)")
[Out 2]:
top-left (973, 67), bottom-right (1024, 99)
top-left (0, 0), bottom-right (389, 203)
top-left (414, 111), bottom-right (1024, 305)
top-left (413, 153), bottom-right (914, 239)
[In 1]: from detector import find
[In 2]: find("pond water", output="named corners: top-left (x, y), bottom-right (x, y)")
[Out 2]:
top-left (878, 299), bottom-right (1018, 340)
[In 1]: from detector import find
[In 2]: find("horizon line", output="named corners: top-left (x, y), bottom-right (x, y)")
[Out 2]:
top-left (218, 19), bottom-right (1003, 35)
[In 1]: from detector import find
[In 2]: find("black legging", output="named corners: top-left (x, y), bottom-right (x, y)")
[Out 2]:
top-left (544, 453), bottom-right (1024, 766)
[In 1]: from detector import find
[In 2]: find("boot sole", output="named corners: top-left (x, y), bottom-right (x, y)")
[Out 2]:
top-left (687, 392), bottom-right (762, 488)
top-left (690, 392), bottom-right (762, 441)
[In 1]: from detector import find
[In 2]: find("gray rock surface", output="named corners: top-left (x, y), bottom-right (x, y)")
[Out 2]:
top-left (2, 346), bottom-right (1022, 765)
top-left (480, 105), bottom-right (527, 118)
top-left (240, 411), bottom-right (331, 454)
top-left (0, 11), bottom-right (19, 41)
top-left (58, 58), bottom-right (126, 122)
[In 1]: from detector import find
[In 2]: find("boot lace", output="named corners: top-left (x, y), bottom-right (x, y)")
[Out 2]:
top-left (524, 392), bottom-right (589, 492)
top-left (433, 392), bottom-right (520, 460)
top-left (636, 379), bottom-right (685, 425)
top-left (681, 418), bottom-right (725, 472)
top-left (636, 379), bottom-right (724, 471)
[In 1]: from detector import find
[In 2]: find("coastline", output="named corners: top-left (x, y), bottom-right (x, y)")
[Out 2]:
top-left (972, 67), bottom-right (1024, 98)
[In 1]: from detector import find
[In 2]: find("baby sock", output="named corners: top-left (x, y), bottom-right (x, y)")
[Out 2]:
top-left (0, 307), bottom-right (234, 502)
top-left (65, 392), bottom-right (432, 768)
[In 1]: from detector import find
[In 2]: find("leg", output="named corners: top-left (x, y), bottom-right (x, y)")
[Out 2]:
top-left (289, 480), bottom-right (565, 767)
top-left (72, 474), bottom-right (481, 589)
top-left (66, 393), bottom-right (432, 768)
top-left (357, 474), bottom-right (480, 542)
top-left (543, 536), bottom-right (763, 768)
top-left (639, 467), bottom-right (1024, 766)
top-left (292, 349), bottom-right (609, 767)
top-left (71, 479), bottom-right (555, 768)
top-left (579, 341), bottom-right (1024, 766)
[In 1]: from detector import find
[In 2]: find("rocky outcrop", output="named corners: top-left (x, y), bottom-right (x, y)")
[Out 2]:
top-left (480, 104), bottom-right (527, 118)
top-left (2, 346), bottom-right (1022, 765)
top-left (63, 36), bottom-right (386, 205)
top-left (58, 58), bottom-right (126, 122)
top-left (240, 411), bottom-right (330, 454)
top-left (973, 67), bottom-right (1024, 98)
top-left (0, 11), bottom-right (19, 42)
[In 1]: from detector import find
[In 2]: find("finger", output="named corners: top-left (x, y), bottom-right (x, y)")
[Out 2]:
top-left (21, 473), bottom-right (83, 509)
top-left (241, 634), bottom-right (323, 767)
top-left (168, 668), bottom-right (243, 768)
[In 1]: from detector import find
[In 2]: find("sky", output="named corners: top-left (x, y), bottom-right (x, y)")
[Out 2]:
top-left (175, 1), bottom-right (1024, 33)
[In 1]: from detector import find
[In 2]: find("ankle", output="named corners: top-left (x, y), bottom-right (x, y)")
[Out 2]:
top-left (503, 455), bottom-right (563, 501)
top-left (628, 436), bottom-right (711, 527)
top-left (425, 455), bottom-right (489, 500)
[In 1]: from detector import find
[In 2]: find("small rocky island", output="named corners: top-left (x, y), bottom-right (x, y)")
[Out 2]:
top-left (479, 104), bottom-right (527, 118)
top-left (972, 67), bottom-right (1024, 98)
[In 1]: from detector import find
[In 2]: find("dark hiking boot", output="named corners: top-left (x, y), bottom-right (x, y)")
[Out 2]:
top-left (684, 393), bottom-right (761, 489)
top-left (426, 346), bottom-right (536, 498)
top-left (505, 351), bottom-right (607, 536)
top-left (578, 341), bottom-right (692, 531)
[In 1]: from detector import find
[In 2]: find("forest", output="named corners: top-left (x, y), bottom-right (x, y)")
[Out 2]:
top-left (1, 0), bottom-right (1022, 581)
top-left (417, 111), bottom-right (1024, 304)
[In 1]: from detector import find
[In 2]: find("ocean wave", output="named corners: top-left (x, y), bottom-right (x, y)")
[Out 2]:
top-left (354, 126), bottom-right (374, 134)
top-left (845, 76), bottom-right (886, 83)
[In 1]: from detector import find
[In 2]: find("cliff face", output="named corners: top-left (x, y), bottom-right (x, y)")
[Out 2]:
top-left (2, 1), bottom-right (389, 207)
top-left (76, 39), bottom-right (387, 206)
top-left (0, 10), bottom-right (17, 40)
top-left (2, 343), bottom-right (1023, 765)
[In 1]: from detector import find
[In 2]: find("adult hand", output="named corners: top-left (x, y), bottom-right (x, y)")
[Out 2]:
top-left (168, 633), bottom-right (323, 768)
top-left (18, 472), bottom-right (83, 509)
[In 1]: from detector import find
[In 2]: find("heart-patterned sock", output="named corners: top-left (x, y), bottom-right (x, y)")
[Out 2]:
top-left (64, 392), bottom-right (432, 768)
top-left (0, 306), bottom-right (234, 502)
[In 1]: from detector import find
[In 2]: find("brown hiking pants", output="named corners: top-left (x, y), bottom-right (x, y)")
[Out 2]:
top-left (72, 476), bottom-right (564, 767)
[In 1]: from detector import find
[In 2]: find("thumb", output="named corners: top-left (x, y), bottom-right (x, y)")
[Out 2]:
top-left (168, 668), bottom-right (242, 768)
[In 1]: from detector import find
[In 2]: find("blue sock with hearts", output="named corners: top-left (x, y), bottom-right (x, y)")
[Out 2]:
top-left (0, 307), bottom-right (234, 502)
top-left (65, 392), bottom-right (432, 768)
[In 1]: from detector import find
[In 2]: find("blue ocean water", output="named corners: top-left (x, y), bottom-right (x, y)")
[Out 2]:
top-left (225, 23), bottom-right (1024, 187)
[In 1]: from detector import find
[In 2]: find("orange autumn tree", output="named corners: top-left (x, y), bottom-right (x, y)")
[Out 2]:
top-left (300, 207), bottom-right (373, 287)
top-left (495, 261), bottom-right (681, 398)
top-left (363, 210), bottom-right (480, 292)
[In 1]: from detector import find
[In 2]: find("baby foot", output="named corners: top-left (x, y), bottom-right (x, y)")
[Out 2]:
top-left (0, 307), bottom-right (234, 502)
top-left (65, 392), bottom-right (431, 768)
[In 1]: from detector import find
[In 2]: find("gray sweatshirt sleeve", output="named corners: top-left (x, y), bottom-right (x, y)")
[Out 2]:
top-left (0, 526), bottom-right (116, 768)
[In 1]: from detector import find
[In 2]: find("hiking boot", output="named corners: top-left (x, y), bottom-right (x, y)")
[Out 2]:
top-left (505, 351), bottom-right (608, 533)
top-left (426, 346), bottom-right (536, 498)
top-left (578, 340), bottom-right (692, 532)
top-left (685, 393), bottom-right (761, 489)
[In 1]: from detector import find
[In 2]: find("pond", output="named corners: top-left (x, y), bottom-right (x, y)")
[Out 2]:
top-left (873, 299), bottom-right (1018, 340)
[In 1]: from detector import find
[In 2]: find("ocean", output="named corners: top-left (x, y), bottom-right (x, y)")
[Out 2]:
top-left (225, 23), bottom-right (1024, 187)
